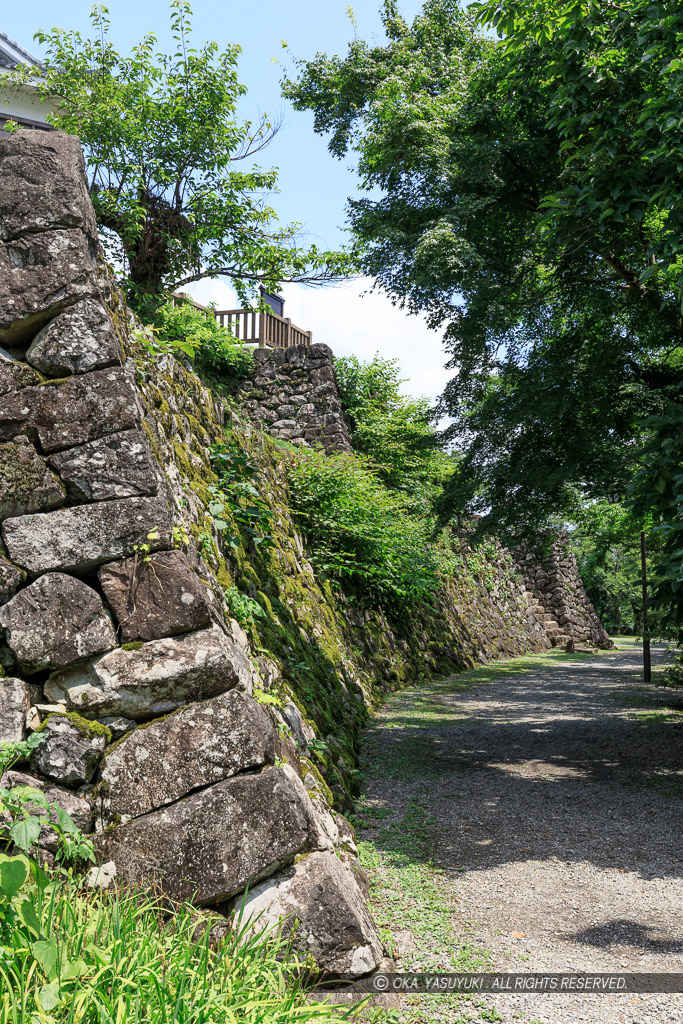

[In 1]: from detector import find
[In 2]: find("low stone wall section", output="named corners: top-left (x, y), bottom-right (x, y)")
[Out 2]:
top-left (237, 344), bottom-right (353, 452)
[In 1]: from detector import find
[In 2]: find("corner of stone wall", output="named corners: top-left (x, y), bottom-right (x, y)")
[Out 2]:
top-left (0, 128), bottom-right (384, 979)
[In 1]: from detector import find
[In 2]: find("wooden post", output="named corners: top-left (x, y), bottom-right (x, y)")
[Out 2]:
top-left (258, 312), bottom-right (265, 348)
top-left (285, 318), bottom-right (291, 349)
top-left (641, 530), bottom-right (651, 683)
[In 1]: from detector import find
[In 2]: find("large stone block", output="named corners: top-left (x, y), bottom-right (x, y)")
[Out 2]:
top-left (2, 494), bottom-right (172, 574)
top-left (0, 435), bottom-right (65, 521)
top-left (237, 851), bottom-right (383, 977)
top-left (0, 573), bottom-right (116, 674)
top-left (98, 549), bottom-right (212, 642)
top-left (44, 624), bottom-right (253, 720)
top-left (30, 715), bottom-right (107, 787)
top-left (100, 690), bottom-right (276, 820)
top-left (0, 366), bottom-right (143, 452)
top-left (0, 131), bottom-right (97, 244)
top-left (0, 230), bottom-right (98, 347)
top-left (48, 430), bottom-right (159, 503)
top-left (96, 767), bottom-right (310, 904)
top-left (0, 677), bottom-right (31, 742)
top-left (26, 299), bottom-right (122, 378)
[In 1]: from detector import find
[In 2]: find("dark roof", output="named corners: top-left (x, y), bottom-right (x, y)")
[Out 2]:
top-left (0, 30), bottom-right (43, 71)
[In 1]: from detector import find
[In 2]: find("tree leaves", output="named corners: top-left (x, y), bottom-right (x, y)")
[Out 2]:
top-left (25, 1), bottom-right (354, 306)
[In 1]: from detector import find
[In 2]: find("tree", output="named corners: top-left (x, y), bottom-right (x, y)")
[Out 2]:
top-left (335, 354), bottom-right (452, 496)
top-left (571, 500), bottom-right (644, 635)
top-left (18, 2), bottom-right (350, 311)
top-left (284, 0), bottom-right (683, 616)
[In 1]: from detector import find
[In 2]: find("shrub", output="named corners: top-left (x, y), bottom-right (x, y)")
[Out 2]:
top-left (0, 867), bottom-right (362, 1023)
top-left (334, 353), bottom-right (404, 424)
top-left (335, 354), bottom-right (454, 496)
top-left (152, 302), bottom-right (255, 378)
top-left (287, 447), bottom-right (442, 607)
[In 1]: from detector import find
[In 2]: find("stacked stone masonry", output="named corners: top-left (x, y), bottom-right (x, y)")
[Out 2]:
top-left (0, 130), bottom-right (611, 976)
top-left (237, 344), bottom-right (353, 452)
top-left (0, 130), bottom-right (382, 978)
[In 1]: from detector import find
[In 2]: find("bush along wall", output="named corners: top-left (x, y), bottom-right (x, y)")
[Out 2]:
top-left (0, 130), bottom-right (610, 977)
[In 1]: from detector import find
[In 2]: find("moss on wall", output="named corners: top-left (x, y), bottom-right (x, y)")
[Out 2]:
top-left (104, 269), bottom-right (559, 807)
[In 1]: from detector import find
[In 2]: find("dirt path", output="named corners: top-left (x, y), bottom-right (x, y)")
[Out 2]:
top-left (356, 642), bottom-right (683, 1024)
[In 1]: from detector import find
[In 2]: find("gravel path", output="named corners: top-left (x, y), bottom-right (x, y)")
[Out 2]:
top-left (359, 643), bottom-right (683, 1024)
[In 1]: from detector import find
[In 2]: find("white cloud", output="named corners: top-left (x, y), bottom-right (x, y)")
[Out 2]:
top-left (185, 276), bottom-right (452, 405)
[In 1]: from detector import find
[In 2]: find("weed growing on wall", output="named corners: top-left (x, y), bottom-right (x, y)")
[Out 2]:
top-left (153, 302), bottom-right (255, 378)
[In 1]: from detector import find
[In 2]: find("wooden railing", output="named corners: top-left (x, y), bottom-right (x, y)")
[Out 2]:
top-left (173, 293), bottom-right (312, 349)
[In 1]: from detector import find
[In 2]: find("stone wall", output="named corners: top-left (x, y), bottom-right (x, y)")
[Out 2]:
top-left (0, 130), bottom-right (383, 978)
top-left (0, 130), bottom-right (610, 975)
top-left (237, 344), bottom-right (352, 451)
top-left (516, 535), bottom-right (612, 648)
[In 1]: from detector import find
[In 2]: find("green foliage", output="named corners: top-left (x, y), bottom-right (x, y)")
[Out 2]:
top-left (632, 396), bottom-right (683, 633)
top-left (0, 871), bottom-right (362, 1023)
top-left (287, 447), bottom-right (444, 608)
top-left (0, 738), bottom-right (95, 866)
top-left (334, 354), bottom-right (404, 424)
top-left (472, 0), bottom-right (683, 303)
top-left (285, 0), bottom-right (683, 631)
top-left (19, 2), bottom-right (351, 306)
top-left (662, 652), bottom-right (683, 689)
top-left (571, 501), bottom-right (644, 635)
top-left (152, 301), bottom-right (255, 378)
top-left (224, 585), bottom-right (266, 627)
top-left (335, 354), bottom-right (453, 496)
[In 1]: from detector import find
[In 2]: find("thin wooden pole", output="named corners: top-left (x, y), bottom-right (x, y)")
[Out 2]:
top-left (641, 530), bottom-right (651, 683)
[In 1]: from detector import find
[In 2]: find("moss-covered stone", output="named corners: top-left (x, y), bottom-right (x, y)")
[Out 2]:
top-left (39, 710), bottom-right (113, 745)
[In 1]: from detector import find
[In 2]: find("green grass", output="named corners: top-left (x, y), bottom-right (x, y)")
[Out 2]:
top-left (0, 876), bottom-right (366, 1024)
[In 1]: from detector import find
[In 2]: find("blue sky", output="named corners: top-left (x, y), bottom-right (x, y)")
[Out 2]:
top-left (3, 1), bottom-right (453, 402)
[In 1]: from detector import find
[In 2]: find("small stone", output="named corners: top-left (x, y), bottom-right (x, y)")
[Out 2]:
top-left (0, 435), bottom-right (65, 522)
top-left (0, 677), bottom-right (31, 742)
top-left (25, 707), bottom-right (42, 732)
top-left (48, 429), bottom-right (159, 502)
top-left (96, 767), bottom-right (311, 905)
top-left (26, 299), bottom-right (122, 378)
top-left (236, 851), bottom-right (383, 977)
top-left (281, 701), bottom-right (316, 749)
top-left (0, 359), bottom-right (41, 396)
top-left (98, 549), bottom-right (213, 642)
top-left (30, 715), bottom-right (107, 787)
top-left (0, 556), bottom-right (25, 606)
top-left (45, 624), bottom-right (253, 720)
top-left (85, 861), bottom-right (117, 891)
top-left (100, 690), bottom-right (276, 820)
top-left (0, 573), bottom-right (116, 674)
top-left (99, 716), bottom-right (136, 741)
top-left (2, 494), bottom-right (173, 574)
